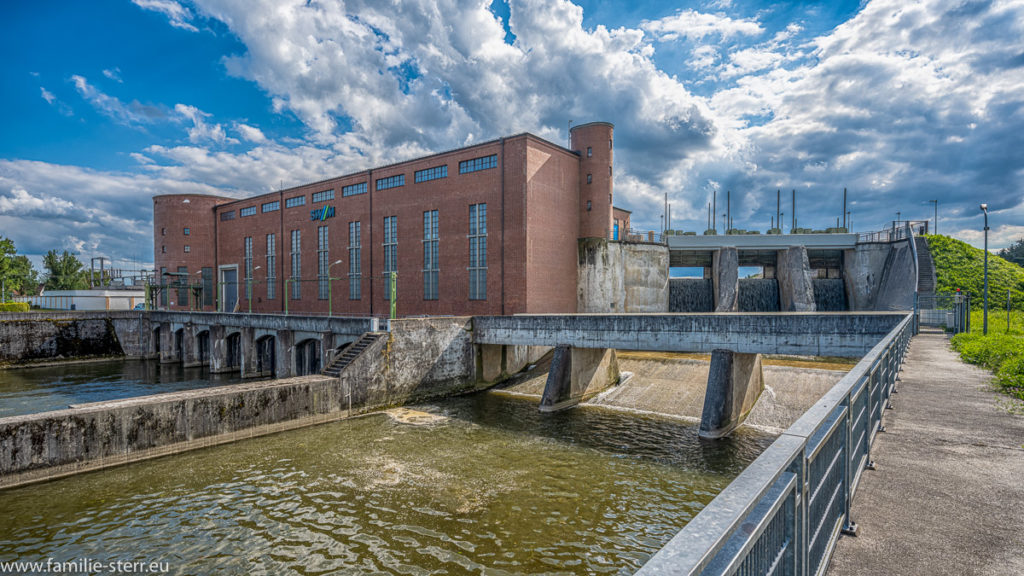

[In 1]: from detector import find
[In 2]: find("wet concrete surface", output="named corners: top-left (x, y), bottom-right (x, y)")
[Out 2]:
top-left (828, 329), bottom-right (1024, 576)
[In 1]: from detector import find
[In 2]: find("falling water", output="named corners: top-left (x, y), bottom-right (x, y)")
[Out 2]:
top-left (738, 279), bottom-right (780, 312)
top-left (813, 279), bottom-right (847, 311)
top-left (669, 278), bottom-right (714, 312)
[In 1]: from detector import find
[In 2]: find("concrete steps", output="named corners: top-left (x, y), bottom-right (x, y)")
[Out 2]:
top-left (915, 237), bottom-right (937, 295)
top-left (322, 333), bottom-right (381, 377)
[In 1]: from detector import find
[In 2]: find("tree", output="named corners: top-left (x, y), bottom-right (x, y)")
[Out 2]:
top-left (43, 250), bottom-right (89, 290)
top-left (0, 237), bottom-right (40, 298)
top-left (998, 238), bottom-right (1024, 268)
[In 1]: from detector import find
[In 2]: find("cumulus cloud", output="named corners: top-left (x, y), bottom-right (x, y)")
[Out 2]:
top-left (643, 9), bottom-right (764, 42)
top-left (174, 103), bottom-right (236, 144)
top-left (39, 87), bottom-right (56, 104)
top-left (102, 67), bottom-right (124, 83)
top-left (131, 0), bottom-right (199, 32)
top-left (234, 123), bottom-right (266, 143)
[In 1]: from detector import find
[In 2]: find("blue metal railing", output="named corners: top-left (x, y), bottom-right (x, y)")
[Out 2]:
top-left (636, 313), bottom-right (913, 576)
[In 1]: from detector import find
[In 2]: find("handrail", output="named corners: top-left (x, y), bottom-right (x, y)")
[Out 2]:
top-left (636, 313), bottom-right (914, 576)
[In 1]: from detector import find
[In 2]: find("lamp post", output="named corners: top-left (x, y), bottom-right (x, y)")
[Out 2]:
top-left (928, 199), bottom-right (938, 235)
top-left (981, 204), bottom-right (989, 335)
top-left (327, 259), bottom-right (344, 316)
top-left (248, 265), bottom-right (261, 314)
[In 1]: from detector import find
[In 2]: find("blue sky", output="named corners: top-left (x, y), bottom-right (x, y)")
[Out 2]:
top-left (1, 0), bottom-right (1022, 270)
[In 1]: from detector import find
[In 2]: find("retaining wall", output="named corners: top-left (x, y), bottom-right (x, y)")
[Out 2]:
top-left (0, 317), bottom-right (481, 489)
top-left (577, 238), bottom-right (669, 312)
top-left (0, 312), bottom-right (143, 365)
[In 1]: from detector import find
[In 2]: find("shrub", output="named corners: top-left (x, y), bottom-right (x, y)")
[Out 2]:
top-left (0, 302), bottom-right (30, 312)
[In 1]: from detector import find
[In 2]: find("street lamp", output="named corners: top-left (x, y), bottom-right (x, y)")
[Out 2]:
top-left (981, 204), bottom-right (989, 335)
top-left (248, 265), bottom-right (261, 314)
top-left (327, 259), bottom-right (344, 316)
top-left (928, 199), bottom-right (938, 235)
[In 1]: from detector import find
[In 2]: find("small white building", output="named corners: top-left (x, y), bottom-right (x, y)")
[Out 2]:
top-left (19, 290), bottom-right (146, 311)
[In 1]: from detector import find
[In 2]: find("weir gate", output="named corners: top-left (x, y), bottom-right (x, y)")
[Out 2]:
top-left (1, 309), bottom-right (915, 576)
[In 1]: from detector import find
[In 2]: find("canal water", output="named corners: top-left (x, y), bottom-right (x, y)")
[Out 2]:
top-left (0, 360), bottom-right (245, 418)
top-left (0, 386), bottom-right (774, 574)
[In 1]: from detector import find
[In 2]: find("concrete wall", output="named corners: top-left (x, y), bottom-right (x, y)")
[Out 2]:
top-left (577, 238), bottom-right (669, 313)
top-left (844, 240), bottom-right (916, 311)
top-left (0, 313), bottom-right (132, 365)
top-left (0, 316), bottom-right (483, 489)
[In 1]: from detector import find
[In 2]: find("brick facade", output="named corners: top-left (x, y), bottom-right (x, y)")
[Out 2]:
top-left (153, 124), bottom-right (617, 316)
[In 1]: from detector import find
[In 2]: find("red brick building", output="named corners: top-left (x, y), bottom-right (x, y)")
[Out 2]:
top-left (153, 122), bottom-right (619, 316)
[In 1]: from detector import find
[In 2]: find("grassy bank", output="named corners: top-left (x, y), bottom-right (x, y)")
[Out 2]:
top-left (950, 310), bottom-right (1024, 406)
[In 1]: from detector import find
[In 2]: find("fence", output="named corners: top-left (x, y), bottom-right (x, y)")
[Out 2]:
top-left (635, 313), bottom-right (913, 576)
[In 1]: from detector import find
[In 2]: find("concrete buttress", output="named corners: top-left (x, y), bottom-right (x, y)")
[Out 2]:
top-left (540, 345), bottom-right (619, 412)
top-left (699, 349), bottom-right (765, 439)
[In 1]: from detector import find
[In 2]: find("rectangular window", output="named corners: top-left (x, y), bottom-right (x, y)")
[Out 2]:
top-left (469, 203), bottom-right (487, 300)
top-left (312, 189), bottom-right (335, 203)
top-left (342, 182), bottom-right (367, 197)
top-left (290, 230), bottom-right (301, 300)
top-left (414, 165), bottom-right (448, 183)
top-left (376, 174), bottom-right (405, 191)
top-left (423, 210), bottom-right (439, 300)
top-left (184, 245), bottom-right (191, 253)
top-left (240, 206), bottom-right (257, 217)
top-left (262, 201), bottom-right (280, 213)
top-left (201, 267), bottom-right (213, 307)
top-left (587, 174), bottom-right (592, 184)
top-left (177, 266), bottom-right (188, 306)
top-left (459, 154), bottom-right (498, 174)
top-left (587, 146), bottom-right (592, 157)
top-left (220, 211), bottom-right (235, 221)
top-left (349, 221), bottom-right (361, 300)
top-left (244, 237), bottom-right (253, 302)
top-left (383, 215), bottom-right (397, 300)
top-left (317, 226), bottom-right (329, 300)
top-left (183, 227), bottom-right (190, 235)
top-left (285, 195), bottom-right (306, 208)
top-left (266, 233), bottom-right (277, 299)
top-left (161, 245), bottom-right (166, 253)
top-left (160, 267), bottom-right (168, 307)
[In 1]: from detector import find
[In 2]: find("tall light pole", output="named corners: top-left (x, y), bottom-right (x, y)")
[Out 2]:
top-left (928, 199), bottom-right (938, 235)
top-left (981, 204), bottom-right (989, 335)
top-left (327, 259), bottom-right (344, 317)
top-left (248, 265), bottom-right (261, 314)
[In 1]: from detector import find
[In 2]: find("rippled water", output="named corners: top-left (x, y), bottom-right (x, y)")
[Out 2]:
top-left (0, 360), bottom-right (245, 418)
top-left (0, 392), bottom-right (773, 575)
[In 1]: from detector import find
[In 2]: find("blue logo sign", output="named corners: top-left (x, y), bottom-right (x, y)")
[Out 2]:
top-left (311, 206), bottom-right (336, 221)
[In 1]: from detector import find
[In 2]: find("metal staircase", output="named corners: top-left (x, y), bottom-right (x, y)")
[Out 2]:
top-left (322, 333), bottom-right (382, 377)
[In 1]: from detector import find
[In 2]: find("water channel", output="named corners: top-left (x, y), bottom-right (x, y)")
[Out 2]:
top-left (0, 364), bottom-right (774, 575)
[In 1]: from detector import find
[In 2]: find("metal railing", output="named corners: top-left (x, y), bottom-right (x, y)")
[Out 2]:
top-left (636, 313), bottom-right (913, 576)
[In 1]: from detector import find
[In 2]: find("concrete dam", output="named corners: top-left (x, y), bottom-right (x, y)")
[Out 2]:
top-left (0, 226), bottom-right (927, 575)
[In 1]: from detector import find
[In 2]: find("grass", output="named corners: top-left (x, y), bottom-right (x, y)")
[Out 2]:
top-left (950, 310), bottom-right (1024, 408)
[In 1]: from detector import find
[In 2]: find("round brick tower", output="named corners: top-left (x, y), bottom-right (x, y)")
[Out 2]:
top-left (570, 122), bottom-right (614, 239)
top-left (153, 194), bottom-right (228, 309)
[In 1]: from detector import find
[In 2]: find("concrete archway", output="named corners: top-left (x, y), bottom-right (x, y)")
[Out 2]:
top-left (173, 328), bottom-right (184, 362)
top-left (195, 329), bottom-right (210, 366)
top-left (152, 326), bottom-right (162, 355)
top-left (295, 338), bottom-right (321, 376)
top-left (225, 332), bottom-right (241, 369)
top-left (255, 335), bottom-right (276, 376)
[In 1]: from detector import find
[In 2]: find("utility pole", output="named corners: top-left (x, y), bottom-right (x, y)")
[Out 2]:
top-left (776, 190), bottom-right (781, 232)
top-left (843, 188), bottom-right (847, 230)
top-left (791, 190), bottom-right (796, 231)
top-left (713, 190), bottom-right (717, 233)
top-left (726, 190), bottom-right (731, 233)
top-left (929, 199), bottom-right (938, 235)
top-left (707, 202), bottom-right (711, 232)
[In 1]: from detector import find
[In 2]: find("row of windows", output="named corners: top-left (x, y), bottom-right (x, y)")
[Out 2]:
top-left (377, 174), bottom-right (405, 191)
top-left (459, 154), bottom-right (497, 174)
top-left (414, 165), bottom-right (447, 183)
top-left (241, 205), bottom-right (487, 304)
top-left (222, 154), bottom-right (499, 220)
top-left (312, 189), bottom-right (334, 203)
top-left (343, 182), bottom-right (367, 197)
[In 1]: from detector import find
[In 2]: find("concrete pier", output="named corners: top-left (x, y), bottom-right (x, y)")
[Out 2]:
top-left (712, 248), bottom-right (740, 312)
top-left (539, 346), bottom-right (619, 412)
top-left (698, 350), bottom-right (764, 439)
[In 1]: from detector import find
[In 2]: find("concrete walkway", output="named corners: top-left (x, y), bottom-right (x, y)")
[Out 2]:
top-left (829, 329), bottom-right (1024, 576)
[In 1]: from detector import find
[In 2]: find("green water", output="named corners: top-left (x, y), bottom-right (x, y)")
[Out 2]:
top-left (0, 393), bottom-right (773, 575)
top-left (0, 359), bottom-right (245, 418)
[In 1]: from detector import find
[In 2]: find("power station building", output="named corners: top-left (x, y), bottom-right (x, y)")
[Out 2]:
top-left (153, 122), bottom-right (625, 316)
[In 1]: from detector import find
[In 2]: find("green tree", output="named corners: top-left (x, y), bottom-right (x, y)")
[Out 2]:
top-left (42, 250), bottom-right (89, 290)
top-left (0, 237), bottom-right (40, 299)
top-left (998, 238), bottom-right (1024, 267)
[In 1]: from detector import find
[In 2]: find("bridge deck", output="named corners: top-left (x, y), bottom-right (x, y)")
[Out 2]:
top-left (473, 313), bottom-right (906, 357)
top-left (828, 329), bottom-right (1024, 576)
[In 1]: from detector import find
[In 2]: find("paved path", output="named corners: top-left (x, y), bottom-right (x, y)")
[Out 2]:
top-left (829, 329), bottom-right (1024, 576)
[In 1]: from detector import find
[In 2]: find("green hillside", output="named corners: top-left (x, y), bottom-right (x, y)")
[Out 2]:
top-left (924, 234), bottom-right (1024, 309)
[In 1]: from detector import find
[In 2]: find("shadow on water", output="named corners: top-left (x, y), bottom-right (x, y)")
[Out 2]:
top-left (0, 359), bottom-right (247, 418)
